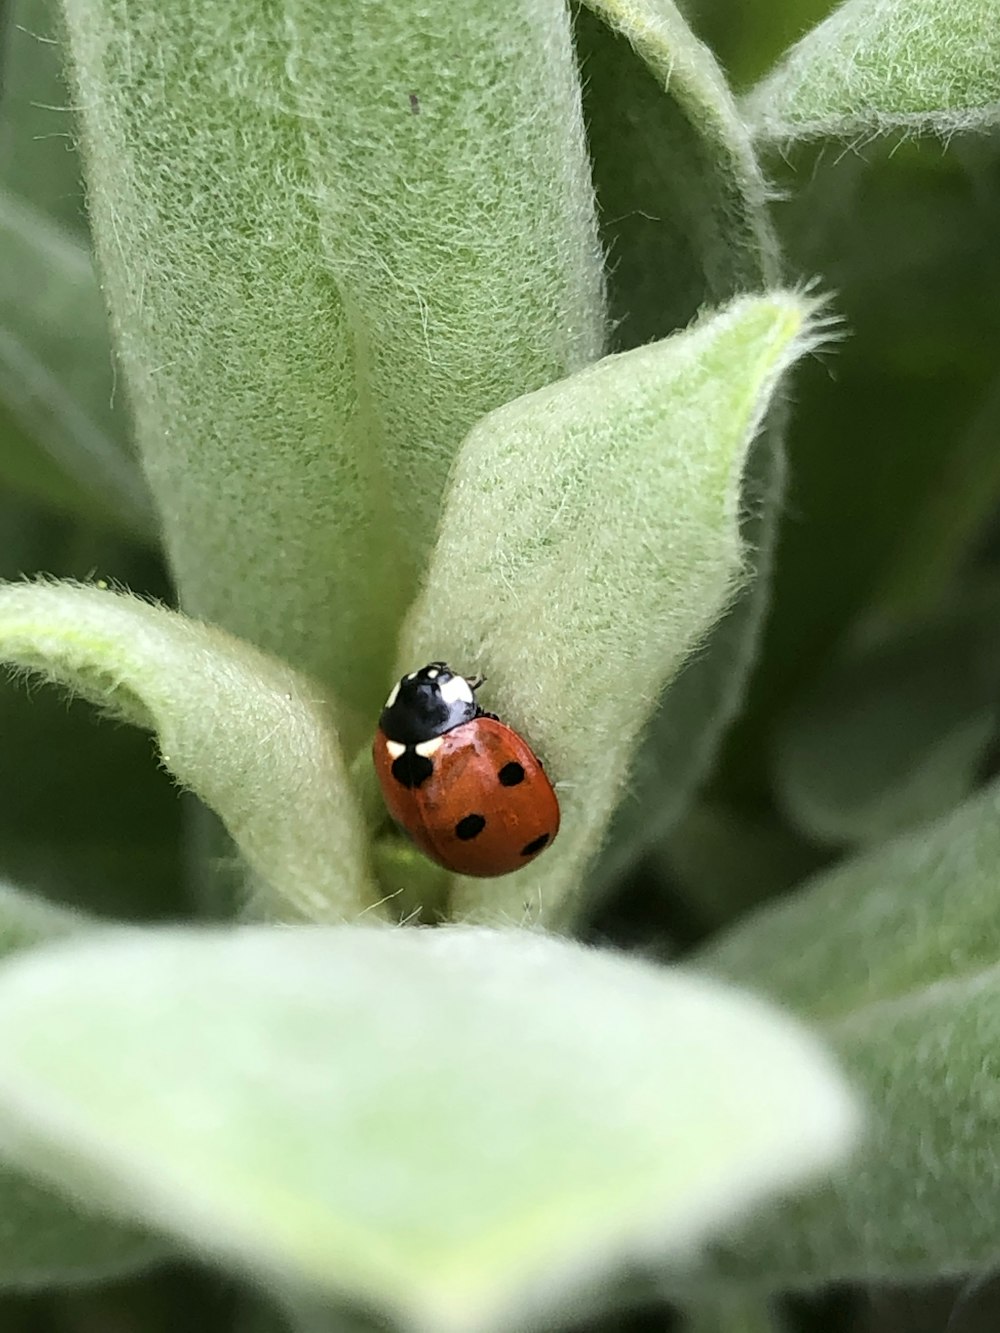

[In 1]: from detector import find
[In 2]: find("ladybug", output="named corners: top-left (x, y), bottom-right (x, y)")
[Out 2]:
top-left (372, 662), bottom-right (560, 877)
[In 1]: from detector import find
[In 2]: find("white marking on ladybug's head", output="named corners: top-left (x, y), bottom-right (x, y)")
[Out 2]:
top-left (405, 672), bottom-right (417, 681)
top-left (414, 736), bottom-right (444, 758)
top-left (384, 680), bottom-right (400, 709)
top-left (439, 674), bottom-right (474, 706)
top-left (385, 740), bottom-right (405, 759)
top-left (425, 667), bottom-right (439, 679)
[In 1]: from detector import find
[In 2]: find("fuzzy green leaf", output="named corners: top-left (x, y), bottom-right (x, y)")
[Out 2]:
top-left (60, 0), bottom-right (605, 740)
top-left (775, 586), bottom-right (1000, 846)
top-left (0, 190), bottom-right (152, 535)
top-left (579, 0), bottom-right (780, 340)
top-left (0, 880), bottom-right (163, 1291)
top-left (699, 779), bottom-right (1000, 1024)
top-left (284, 0), bottom-right (606, 585)
top-left (693, 779), bottom-right (1000, 1284)
top-left (0, 925), bottom-right (856, 1332)
top-left (707, 970), bottom-right (1000, 1285)
top-left (745, 0), bottom-right (1000, 144)
top-left (575, 0), bottom-right (786, 898)
top-left (0, 581), bottom-right (378, 922)
top-left (400, 292), bottom-right (823, 928)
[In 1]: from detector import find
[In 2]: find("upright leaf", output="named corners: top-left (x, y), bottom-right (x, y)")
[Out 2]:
top-left (401, 292), bottom-right (823, 928)
top-left (60, 0), bottom-right (605, 738)
top-left (285, 0), bottom-right (606, 583)
top-left (0, 925), bottom-right (856, 1332)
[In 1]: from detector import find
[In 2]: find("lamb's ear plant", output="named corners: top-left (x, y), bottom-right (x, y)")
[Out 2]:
top-left (0, 0), bottom-right (998, 1330)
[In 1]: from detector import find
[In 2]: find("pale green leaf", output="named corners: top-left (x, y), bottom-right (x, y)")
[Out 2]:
top-left (707, 968), bottom-right (1000, 1286)
top-left (0, 190), bottom-right (153, 536)
top-left (285, 0), bottom-right (606, 583)
top-left (400, 292), bottom-right (824, 928)
top-left (0, 581), bottom-right (380, 923)
top-left (575, 0), bottom-right (787, 898)
top-left (775, 586), bottom-right (1000, 846)
top-left (745, 0), bottom-right (1000, 144)
top-left (60, 0), bottom-right (605, 740)
top-left (0, 879), bottom-right (163, 1291)
top-left (698, 779), bottom-right (1000, 1023)
top-left (0, 925), bottom-right (856, 1332)
top-left (693, 779), bottom-right (1000, 1284)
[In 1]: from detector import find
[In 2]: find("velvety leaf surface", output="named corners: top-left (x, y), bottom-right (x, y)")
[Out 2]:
top-left (60, 0), bottom-right (605, 741)
top-left (401, 292), bottom-right (824, 928)
top-left (0, 926), bottom-right (856, 1332)
top-left (695, 781), bottom-right (1000, 1285)
top-left (0, 880), bottom-right (163, 1290)
top-left (746, 0), bottom-right (1000, 143)
top-left (0, 581), bottom-right (378, 922)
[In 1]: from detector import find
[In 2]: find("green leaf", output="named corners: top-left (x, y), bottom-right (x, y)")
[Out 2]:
top-left (0, 581), bottom-right (380, 923)
top-left (699, 778), bottom-right (1000, 1024)
top-left (0, 880), bottom-right (163, 1291)
top-left (575, 0), bottom-right (788, 898)
top-left (0, 189), bottom-right (153, 536)
top-left (774, 586), bottom-right (1000, 846)
top-left (579, 0), bottom-right (780, 340)
top-left (60, 0), bottom-right (605, 739)
top-left (400, 292), bottom-right (824, 928)
top-left (706, 969), bottom-right (1000, 1285)
top-left (745, 0), bottom-right (1000, 145)
top-left (0, 925), bottom-right (856, 1331)
top-left (693, 780), bottom-right (1000, 1285)
top-left (285, 0), bottom-right (605, 582)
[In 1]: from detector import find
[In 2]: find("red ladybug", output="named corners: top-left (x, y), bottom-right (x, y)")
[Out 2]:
top-left (372, 662), bottom-right (560, 877)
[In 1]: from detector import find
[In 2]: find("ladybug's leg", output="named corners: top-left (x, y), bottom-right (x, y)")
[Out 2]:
top-left (475, 708), bottom-right (500, 722)
top-left (466, 673), bottom-right (486, 693)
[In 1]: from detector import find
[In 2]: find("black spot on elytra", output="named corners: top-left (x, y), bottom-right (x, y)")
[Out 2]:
top-left (391, 750), bottom-right (433, 789)
top-left (455, 813), bottom-right (486, 840)
top-left (498, 761), bottom-right (525, 787)
top-left (521, 833), bottom-right (550, 857)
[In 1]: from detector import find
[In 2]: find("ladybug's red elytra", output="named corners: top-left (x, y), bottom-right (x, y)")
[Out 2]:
top-left (372, 662), bottom-right (560, 877)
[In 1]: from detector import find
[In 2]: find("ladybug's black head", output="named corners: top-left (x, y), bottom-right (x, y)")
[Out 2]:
top-left (378, 662), bottom-right (482, 745)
